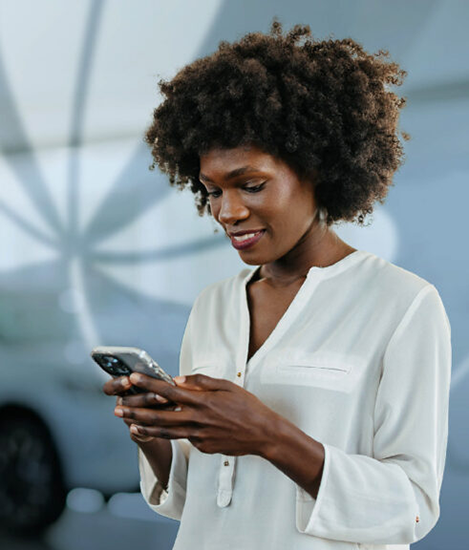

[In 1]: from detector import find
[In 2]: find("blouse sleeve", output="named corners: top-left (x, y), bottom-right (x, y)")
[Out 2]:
top-left (138, 297), bottom-right (199, 520)
top-left (296, 284), bottom-right (452, 545)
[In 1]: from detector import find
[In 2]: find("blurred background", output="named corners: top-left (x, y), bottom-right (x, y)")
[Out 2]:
top-left (0, 0), bottom-right (467, 548)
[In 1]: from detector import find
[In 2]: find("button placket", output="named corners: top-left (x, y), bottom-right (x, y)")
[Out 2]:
top-left (235, 368), bottom-right (245, 386)
top-left (216, 340), bottom-right (249, 506)
top-left (216, 267), bottom-right (260, 508)
top-left (217, 455), bottom-right (236, 507)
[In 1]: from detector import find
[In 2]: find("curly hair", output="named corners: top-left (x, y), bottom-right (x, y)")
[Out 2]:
top-left (144, 19), bottom-right (409, 225)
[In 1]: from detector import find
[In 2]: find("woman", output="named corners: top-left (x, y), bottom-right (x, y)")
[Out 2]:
top-left (104, 21), bottom-right (451, 549)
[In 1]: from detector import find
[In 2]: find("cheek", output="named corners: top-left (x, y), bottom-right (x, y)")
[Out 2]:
top-left (274, 187), bottom-right (315, 227)
top-left (209, 199), bottom-right (221, 220)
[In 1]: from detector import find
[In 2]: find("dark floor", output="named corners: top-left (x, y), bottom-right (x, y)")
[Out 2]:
top-left (0, 492), bottom-right (179, 550)
top-left (1, 467), bottom-right (468, 550)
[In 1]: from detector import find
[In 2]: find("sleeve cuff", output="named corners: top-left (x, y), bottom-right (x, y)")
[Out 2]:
top-left (296, 440), bottom-right (331, 533)
top-left (139, 439), bottom-right (191, 520)
top-left (296, 443), bottom-right (420, 544)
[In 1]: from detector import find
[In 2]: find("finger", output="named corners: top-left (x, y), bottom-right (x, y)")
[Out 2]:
top-left (174, 374), bottom-right (234, 392)
top-left (129, 425), bottom-right (154, 443)
top-left (120, 392), bottom-right (170, 408)
top-left (131, 423), bottom-right (195, 440)
top-left (121, 400), bottom-right (180, 426)
top-left (103, 376), bottom-right (132, 396)
top-left (115, 405), bottom-right (189, 427)
top-left (129, 373), bottom-right (203, 406)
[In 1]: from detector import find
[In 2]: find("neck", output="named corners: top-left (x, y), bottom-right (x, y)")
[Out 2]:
top-left (258, 225), bottom-right (355, 288)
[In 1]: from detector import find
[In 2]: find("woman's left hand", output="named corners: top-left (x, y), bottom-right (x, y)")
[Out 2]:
top-left (114, 373), bottom-right (280, 457)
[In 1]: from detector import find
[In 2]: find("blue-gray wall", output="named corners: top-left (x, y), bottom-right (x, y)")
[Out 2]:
top-left (0, 1), bottom-right (467, 548)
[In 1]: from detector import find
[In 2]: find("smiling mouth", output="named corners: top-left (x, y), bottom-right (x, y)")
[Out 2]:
top-left (232, 231), bottom-right (262, 242)
top-left (230, 230), bottom-right (265, 250)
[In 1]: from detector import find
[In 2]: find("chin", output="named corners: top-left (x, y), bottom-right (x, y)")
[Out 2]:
top-left (238, 255), bottom-right (262, 266)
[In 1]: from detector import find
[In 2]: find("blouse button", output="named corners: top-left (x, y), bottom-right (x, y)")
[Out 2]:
top-left (237, 372), bottom-right (242, 377)
top-left (416, 516), bottom-right (420, 523)
top-left (224, 460), bottom-right (230, 466)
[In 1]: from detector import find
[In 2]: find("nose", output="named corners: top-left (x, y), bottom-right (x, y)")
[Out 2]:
top-left (216, 190), bottom-right (249, 225)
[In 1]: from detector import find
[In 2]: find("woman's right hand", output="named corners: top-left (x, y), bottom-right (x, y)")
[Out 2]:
top-left (102, 376), bottom-right (175, 444)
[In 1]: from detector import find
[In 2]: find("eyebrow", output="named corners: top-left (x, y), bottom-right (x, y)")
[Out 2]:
top-left (199, 165), bottom-right (260, 183)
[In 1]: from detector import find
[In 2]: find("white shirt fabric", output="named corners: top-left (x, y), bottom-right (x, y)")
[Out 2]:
top-left (139, 250), bottom-right (451, 550)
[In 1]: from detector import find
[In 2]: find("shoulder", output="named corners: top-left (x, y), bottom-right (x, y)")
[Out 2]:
top-left (190, 267), bottom-right (254, 312)
top-left (357, 250), bottom-right (429, 289)
top-left (354, 251), bottom-right (449, 330)
top-left (355, 250), bottom-right (435, 299)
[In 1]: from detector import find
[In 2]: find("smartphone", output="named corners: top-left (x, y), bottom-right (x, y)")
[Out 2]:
top-left (91, 346), bottom-right (176, 394)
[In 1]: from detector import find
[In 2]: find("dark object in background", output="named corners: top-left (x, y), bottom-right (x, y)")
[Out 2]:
top-left (0, 409), bottom-right (66, 533)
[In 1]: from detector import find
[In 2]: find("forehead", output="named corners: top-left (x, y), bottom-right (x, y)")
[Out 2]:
top-left (199, 145), bottom-right (280, 177)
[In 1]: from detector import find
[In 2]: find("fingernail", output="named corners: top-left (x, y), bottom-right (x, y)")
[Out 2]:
top-left (174, 376), bottom-right (186, 385)
top-left (130, 424), bottom-right (141, 434)
top-left (121, 378), bottom-right (130, 387)
top-left (153, 393), bottom-right (168, 403)
top-left (130, 373), bottom-right (141, 383)
top-left (174, 406), bottom-right (182, 412)
top-left (114, 407), bottom-right (124, 417)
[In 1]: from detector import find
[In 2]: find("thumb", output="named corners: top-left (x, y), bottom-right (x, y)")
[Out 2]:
top-left (174, 374), bottom-right (228, 391)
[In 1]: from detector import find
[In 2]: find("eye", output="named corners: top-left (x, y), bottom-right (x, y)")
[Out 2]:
top-left (244, 182), bottom-right (266, 193)
top-left (205, 182), bottom-right (266, 198)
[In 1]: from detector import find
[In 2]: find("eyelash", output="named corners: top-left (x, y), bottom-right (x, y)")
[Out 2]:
top-left (206, 182), bottom-right (266, 198)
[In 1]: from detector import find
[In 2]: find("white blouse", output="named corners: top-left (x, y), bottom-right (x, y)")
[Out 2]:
top-left (139, 250), bottom-right (451, 550)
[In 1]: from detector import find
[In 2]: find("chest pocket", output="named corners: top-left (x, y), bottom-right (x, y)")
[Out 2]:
top-left (260, 349), bottom-right (364, 393)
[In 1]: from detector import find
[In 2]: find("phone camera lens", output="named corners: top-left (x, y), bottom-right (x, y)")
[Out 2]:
top-left (101, 355), bottom-right (119, 374)
top-left (101, 355), bottom-right (130, 376)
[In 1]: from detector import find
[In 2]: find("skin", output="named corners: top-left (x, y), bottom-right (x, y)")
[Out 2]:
top-left (200, 145), bottom-right (355, 286)
top-left (103, 145), bottom-right (356, 498)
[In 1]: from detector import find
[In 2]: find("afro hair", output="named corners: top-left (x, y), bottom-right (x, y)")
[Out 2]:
top-left (144, 19), bottom-right (409, 225)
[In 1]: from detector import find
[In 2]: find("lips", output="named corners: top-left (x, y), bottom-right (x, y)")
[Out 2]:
top-left (228, 228), bottom-right (265, 237)
top-left (230, 230), bottom-right (265, 250)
